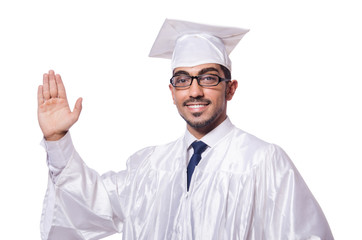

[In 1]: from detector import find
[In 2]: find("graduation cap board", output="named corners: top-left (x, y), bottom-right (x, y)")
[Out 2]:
top-left (149, 19), bottom-right (249, 71)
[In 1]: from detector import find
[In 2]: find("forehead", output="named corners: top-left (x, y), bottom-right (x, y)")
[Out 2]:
top-left (173, 63), bottom-right (222, 75)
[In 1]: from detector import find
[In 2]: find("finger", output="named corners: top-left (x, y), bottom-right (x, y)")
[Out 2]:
top-left (37, 85), bottom-right (44, 106)
top-left (55, 74), bottom-right (67, 99)
top-left (43, 73), bottom-right (50, 100)
top-left (49, 70), bottom-right (58, 98)
top-left (72, 97), bottom-right (83, 121)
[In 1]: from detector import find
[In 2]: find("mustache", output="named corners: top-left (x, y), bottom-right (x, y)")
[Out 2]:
top-left (183, 97), bottom-right (212, 106)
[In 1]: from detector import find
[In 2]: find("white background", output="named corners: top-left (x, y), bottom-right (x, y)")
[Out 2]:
top-left (0, 0), bottom-right (361, 239)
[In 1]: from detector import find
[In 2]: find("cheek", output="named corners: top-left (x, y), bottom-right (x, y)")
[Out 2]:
top-left (205, 89), bottom-right (226, 104)
top-left (171, 90), bottom-right (178, 105)
top-left (169, 85), bottom-right (177, 105)
top-left (173, 91), bottom-right (187, 105)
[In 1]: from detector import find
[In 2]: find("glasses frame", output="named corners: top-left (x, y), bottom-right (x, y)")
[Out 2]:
top-left (170, 74), bottom-right (231, 88)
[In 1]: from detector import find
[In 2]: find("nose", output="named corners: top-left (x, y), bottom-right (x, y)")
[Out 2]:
top-left (188, 78), bottom-right (204, 98)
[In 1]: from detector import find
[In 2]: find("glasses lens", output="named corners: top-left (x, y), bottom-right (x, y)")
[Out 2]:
top-left (199, 74), bottom-right (219, 86)
top-left (172, 75), bottom-right (191, 87)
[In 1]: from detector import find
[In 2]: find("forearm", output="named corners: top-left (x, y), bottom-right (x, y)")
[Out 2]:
top-left (42, 131), bottom-right (73, 183)
top-left (40, 133), bottom-right (123, 239)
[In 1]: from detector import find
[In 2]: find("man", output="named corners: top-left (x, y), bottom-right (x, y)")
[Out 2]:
top-left (38, 19), bottom-right (333, 239)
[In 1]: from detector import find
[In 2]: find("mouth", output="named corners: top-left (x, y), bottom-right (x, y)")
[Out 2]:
top-left (187, 104), bottom-right (208, 109)
top-left (183, 99), bottom-right (211, 113)
top-left (186, 104), bottom-right (208, 115)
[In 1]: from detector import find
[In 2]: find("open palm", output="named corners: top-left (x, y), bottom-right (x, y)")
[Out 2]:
top-left (38, 70), bottom-right (82, 141)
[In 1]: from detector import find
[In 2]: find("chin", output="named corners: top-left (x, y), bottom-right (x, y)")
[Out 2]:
top-left (187, 120), bottom-right (210, 129)
top-left (183, 114), bottom-right (218, 129)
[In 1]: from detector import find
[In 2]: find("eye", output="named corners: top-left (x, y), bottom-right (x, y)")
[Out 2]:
top-left (177, 78), bottom-right (188, 83)
top-left (173, 75), bottom-right (191, 86)
top-left (200, 75), bottom-right (218, 82)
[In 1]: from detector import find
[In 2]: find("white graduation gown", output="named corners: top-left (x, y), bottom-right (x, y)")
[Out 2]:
top-left (40, 119), bottom-right (333, 240)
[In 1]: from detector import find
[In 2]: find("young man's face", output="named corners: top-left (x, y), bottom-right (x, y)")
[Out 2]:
top-left (169, 63), bottom-right (238, 137)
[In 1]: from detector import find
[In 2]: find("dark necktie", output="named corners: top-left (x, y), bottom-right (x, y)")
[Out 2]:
top-left (187, 141), bottom-right (208, 191)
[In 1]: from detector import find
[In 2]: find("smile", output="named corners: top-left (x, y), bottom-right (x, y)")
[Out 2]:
top-left (188, 104), bottom-right (207, 109)
top-left (185, 103), bottom-right (210, 113)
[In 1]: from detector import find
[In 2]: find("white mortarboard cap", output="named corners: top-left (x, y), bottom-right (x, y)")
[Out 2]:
top-left (149, 19), bottom-right (249, 71)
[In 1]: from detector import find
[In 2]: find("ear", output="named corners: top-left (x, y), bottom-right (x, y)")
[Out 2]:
top-left (169, 84), bottom-right (176, 104)
top-left (226, 80), bottom-right (238, 101)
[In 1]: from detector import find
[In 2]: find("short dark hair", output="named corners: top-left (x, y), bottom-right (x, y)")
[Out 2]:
top-left (220, 65), bottom-right (231, 80)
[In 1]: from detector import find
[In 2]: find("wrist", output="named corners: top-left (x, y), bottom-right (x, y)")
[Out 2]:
top-left (44, 131), bottom-right (68, 141)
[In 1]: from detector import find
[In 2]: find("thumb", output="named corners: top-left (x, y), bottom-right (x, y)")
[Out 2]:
top-left (72, 97), bottom-right (83, 121)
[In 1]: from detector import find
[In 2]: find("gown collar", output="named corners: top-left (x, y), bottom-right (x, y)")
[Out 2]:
top-left (184, 117), bottom-right (235, 149)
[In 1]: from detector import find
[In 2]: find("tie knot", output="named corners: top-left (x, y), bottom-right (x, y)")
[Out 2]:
top-left (191, 141), bottom-right (208, 155)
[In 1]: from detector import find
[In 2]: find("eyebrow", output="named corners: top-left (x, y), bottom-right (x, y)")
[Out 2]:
top-left (173, 67), bottom-right (220, 76)
top-left (173, 70), bottom-right (190, 76)
top-left (198, 67), bottom-right (220, 75)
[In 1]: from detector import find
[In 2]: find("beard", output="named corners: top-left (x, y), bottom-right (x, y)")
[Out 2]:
top-left (180, 106), bottom-right (223, 129)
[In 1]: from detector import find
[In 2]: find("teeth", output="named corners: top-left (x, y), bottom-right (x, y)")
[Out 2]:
top-left (188, 104), bottom-right (206, 108)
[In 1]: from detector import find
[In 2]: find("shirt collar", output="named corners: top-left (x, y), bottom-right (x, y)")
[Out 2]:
top-left (184, 117), bottom-right (235, 149)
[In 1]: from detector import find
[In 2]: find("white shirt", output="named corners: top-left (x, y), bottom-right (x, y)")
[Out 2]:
top-left (184, 117), bottom-right (235, 164)
top-left (41, 118), bottom-right (333, 240)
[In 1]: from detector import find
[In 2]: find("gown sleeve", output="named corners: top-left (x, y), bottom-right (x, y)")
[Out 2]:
top-left (260, 144), bottom-right (334, 240)
top-left (40, 132), bottom-right (132, 240)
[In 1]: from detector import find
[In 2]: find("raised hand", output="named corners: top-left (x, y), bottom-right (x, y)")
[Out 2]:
top-left (38, 70), bottom-right (83, 141)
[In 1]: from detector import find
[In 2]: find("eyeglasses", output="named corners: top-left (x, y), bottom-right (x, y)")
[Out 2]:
top-left (170, 74), bottom-right (230, 88)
